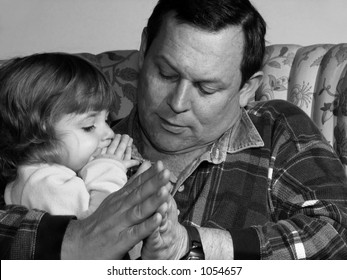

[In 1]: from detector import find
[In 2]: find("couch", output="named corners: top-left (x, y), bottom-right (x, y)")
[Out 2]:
top-left (1, 43), bottom-right (347, 173)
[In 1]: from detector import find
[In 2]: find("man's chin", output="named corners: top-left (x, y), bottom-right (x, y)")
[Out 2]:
top-left (153, 139), bottom-right (196, 155)
top-left (142, 127), bottom-right (197, 154)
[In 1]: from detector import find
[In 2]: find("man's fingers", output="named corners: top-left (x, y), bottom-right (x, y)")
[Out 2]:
top-left (121, 161), bottom-right (167, 196)
top-left (118, 213), bottom-right (162, 254)
top-left (126, 168), bottom-right (171, 211)
top-left (157, 202), bottom-right (168, 219)
top-left (146, 228), bottom-right (163, 249)
top-left (124, 185), bottom-right (170, 227)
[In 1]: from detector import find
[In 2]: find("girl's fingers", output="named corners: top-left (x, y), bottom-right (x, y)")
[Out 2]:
top-left (124, 145), bottom-right (132, 161)
top-left (106, 134), bottom-right (121, 154)
top-left (114, 135), bottom-right (131, 159)
top-left (124, 159), bottom-right (140, 169)
top-left (128, 161), bottom-right (152, 181)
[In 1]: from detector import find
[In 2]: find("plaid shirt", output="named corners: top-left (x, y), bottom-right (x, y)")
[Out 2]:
top-left (115, 99), bottom-right (347, 259)
top-left (0, 193), bottom-right (72, 259)
top-left (0, 202), bottom-right (43, 259)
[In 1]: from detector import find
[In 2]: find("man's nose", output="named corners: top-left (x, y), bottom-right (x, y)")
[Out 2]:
top-left (167, 79), bottom-right (191, 113)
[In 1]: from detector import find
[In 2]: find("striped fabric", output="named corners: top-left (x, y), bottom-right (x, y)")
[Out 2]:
top-left (115, 99), bottom-right (347, 259)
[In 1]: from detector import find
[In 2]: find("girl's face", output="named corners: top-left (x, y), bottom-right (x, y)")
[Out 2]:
top-left (54, 110), bottom-right (114, 172)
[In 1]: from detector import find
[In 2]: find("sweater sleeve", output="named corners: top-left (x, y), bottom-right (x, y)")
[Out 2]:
top-left (10, 162), bottom-right (127, 219)
top-left (78, 157), bottom-right (128, 217)
top-left (20, 165), bottom-right (91, 217)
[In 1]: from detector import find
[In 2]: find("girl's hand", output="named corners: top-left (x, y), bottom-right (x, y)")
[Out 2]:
top-left (104, 134), bottom-right (139, 168)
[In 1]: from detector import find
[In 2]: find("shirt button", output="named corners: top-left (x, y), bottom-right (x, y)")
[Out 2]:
top-left (178, 185), bottom-right (185, 192)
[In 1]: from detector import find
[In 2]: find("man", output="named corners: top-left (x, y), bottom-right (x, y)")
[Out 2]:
top-left (1, 0), bottom-right (347, 260)
top-left (114, 0), bottom-right (347, 259)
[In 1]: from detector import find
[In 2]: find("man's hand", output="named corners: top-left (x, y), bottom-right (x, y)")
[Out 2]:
top-left (61, 162), bottom-right (170, 259)
top-left (141, 192), bottom-right (188, 260)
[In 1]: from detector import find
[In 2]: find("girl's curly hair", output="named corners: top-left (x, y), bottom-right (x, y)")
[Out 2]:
top-left (0, 53), bottom-right (116, 184)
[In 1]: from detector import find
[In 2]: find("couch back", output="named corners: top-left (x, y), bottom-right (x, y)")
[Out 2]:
top-left (257, 44), bottom-right (347, 173)
top-left (1, 44), bottom-right (347, 172)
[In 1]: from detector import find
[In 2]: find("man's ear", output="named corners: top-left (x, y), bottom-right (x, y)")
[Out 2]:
top-left (239, 71), bottom-right (264, 107)
top-left (138, 27), bottom-right (148, 69)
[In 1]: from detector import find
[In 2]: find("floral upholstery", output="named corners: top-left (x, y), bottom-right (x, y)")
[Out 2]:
top-left (78, 50), bottom-right (140, 121)
top-left (1, 43), bottom-right (347, 172)
top-left (256, 44), bottom-right (347, 172)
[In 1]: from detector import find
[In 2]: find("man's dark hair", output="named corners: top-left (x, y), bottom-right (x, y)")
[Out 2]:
top-left (146, 0), bottom-right (266, 86)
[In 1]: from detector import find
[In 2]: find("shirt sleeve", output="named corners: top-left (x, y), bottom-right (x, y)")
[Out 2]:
top-left (228, 228), bottom-right (260, 259)
top-left (35, 212), bottom-right (75, 259)
top-left (255, 138), bottom-right (347, 259)
top-left (0, 204), bottom-right (73, 259)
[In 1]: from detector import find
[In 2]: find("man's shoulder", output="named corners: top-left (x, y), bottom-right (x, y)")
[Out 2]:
top-left (247, 99), bottom-right (306, 116)
top-left (246, 100), bottom-right (313, 124)
top-left (246, 100), bottom-right (323, 141)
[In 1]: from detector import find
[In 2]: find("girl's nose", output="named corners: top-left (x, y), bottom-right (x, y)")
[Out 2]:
top-left (102, 123), bottom-right (114, 141)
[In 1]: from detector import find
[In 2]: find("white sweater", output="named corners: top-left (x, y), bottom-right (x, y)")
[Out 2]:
top-left (4, 157), bottom-right (127, 219)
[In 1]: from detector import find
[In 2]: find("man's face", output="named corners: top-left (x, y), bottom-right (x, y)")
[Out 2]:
top-left (137, 14), bottom-right (253, 153)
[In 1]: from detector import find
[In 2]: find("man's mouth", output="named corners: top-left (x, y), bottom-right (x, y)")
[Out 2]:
top-left (160, 117), bottom-right (186, 134)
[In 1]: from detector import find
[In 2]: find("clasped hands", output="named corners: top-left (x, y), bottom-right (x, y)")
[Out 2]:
top-left (61, 160), bottom-right (187, 260)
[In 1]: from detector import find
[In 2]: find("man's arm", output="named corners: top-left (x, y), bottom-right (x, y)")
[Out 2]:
top-left (0, 162), bottom-right (171, 260)
top-left (140, 195), bottom-right (254, 260)
top-left (0, 205), bottom-right (72, 259)
top-left (140, 193), bottom-right (235, 260)
top-left (254, 139), bottom-right (347, 259)
top-left (201, 139), bottom-right (347, 259)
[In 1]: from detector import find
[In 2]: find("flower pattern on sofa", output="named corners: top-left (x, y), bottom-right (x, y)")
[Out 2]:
top-left (333, 67), bottom-right (347, 165)
top-left (289, 81), bottom-right (313, 109)
top-left (256, 44), bottom-right (301, 101)
top-left (255, 43), bottom-right (347, 173)
top-left (79, 50), bottom-right (140, 121)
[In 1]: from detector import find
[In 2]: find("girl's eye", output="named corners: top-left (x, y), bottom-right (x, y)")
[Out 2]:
top-left (82, 125), bottom-right (96, 132)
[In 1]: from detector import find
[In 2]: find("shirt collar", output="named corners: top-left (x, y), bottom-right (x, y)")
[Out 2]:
top-left (209, 108), bottom-right (264, 164)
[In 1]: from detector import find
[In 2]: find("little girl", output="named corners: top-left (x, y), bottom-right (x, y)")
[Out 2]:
top-left (0, 52), bottom-right (141, 219)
